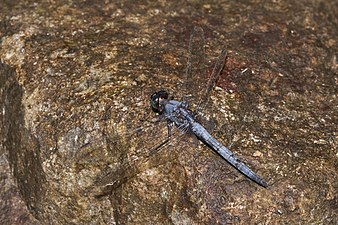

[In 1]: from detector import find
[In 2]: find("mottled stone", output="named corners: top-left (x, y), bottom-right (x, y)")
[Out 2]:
top-left (0, 0), bottom-right (337, 224)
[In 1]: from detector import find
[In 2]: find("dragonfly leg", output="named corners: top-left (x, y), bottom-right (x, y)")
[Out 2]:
top-left (178, 121), bottom-right (190, 134)
top-left (148, 122), bottom-right (173, 155)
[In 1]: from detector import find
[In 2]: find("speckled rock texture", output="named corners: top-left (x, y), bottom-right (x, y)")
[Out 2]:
top-left (0, 1), bottom-right (337, 224)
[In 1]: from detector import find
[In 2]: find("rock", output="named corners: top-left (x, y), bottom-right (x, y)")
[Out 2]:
top-left (0, 1), bottom-right (337, 224)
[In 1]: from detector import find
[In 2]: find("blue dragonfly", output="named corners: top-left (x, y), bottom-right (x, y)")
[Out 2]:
top-left (150, 86), bottom-right (268, 188)
top-left (96, 26), bottom-right (268, 193)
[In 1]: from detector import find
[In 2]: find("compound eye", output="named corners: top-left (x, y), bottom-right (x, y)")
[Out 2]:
top-left (150, 90), bottom-right (168, 113)
top-left (150, 92), bottom-right (158, 100)
top-left (157, 90), bottom-right (168, 100)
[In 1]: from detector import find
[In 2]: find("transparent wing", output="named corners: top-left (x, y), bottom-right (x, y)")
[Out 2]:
top-left (92, 122), bottom-right (191, 196)
top-left (184, 26), bottom-right (227, 113)
top-left (183, 26), bottom-right (206, 106)
top-left (196, 49), bottom-right (227, 112)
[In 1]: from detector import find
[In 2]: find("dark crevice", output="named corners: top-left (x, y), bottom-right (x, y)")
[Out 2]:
top-left (0, 62), bottom-right (46, 220)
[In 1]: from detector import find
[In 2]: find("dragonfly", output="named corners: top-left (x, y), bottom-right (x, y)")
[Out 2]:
top-left (96, 27), bottom-right (268, 194)
top-left (150, 87), bottom-right (268, 187)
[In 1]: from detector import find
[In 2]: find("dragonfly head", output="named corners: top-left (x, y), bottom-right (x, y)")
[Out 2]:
top-left (150, 90), bottom-right (168, 114)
